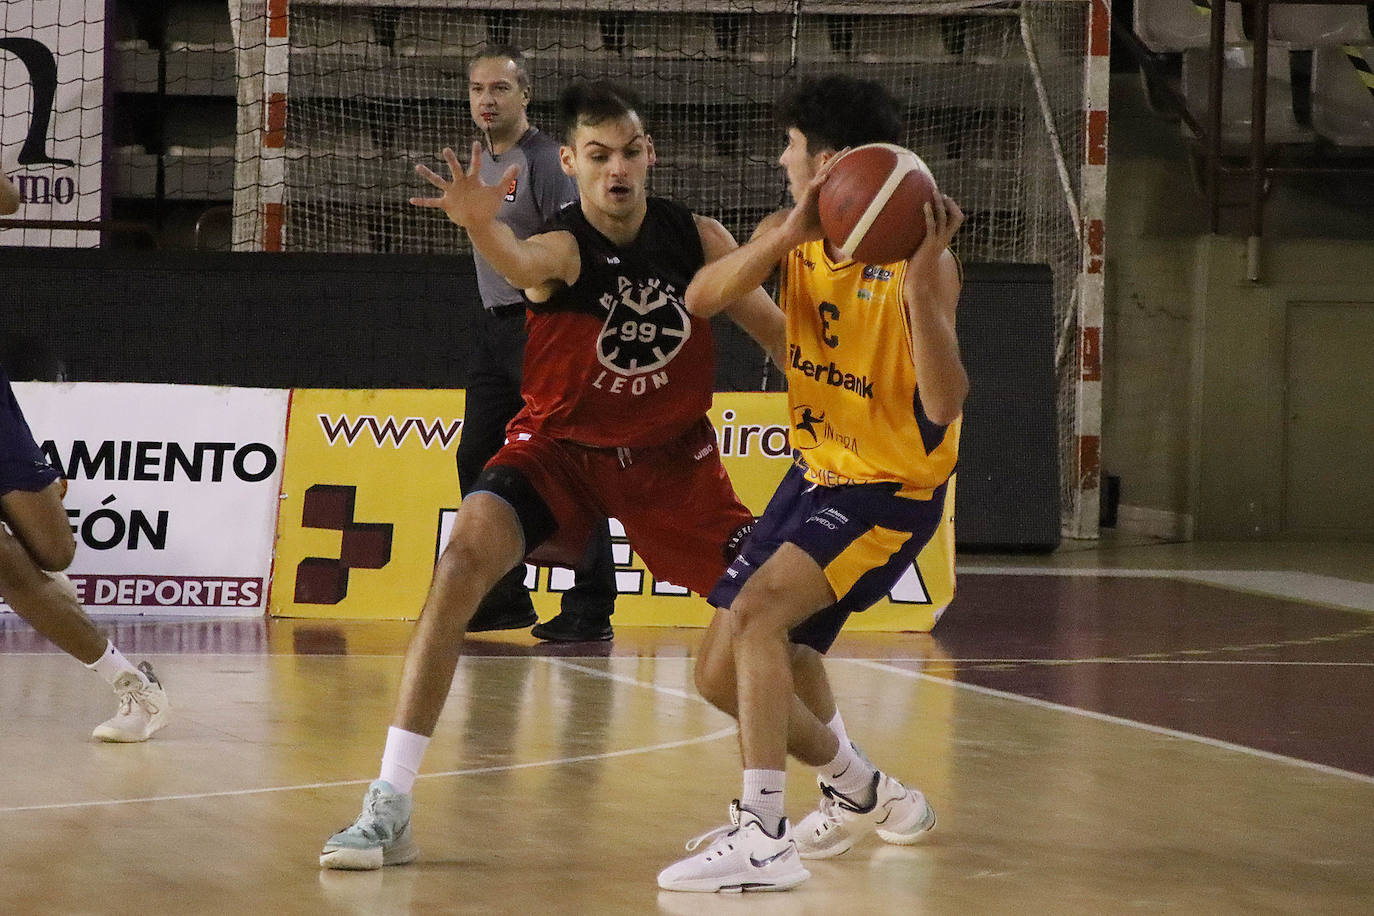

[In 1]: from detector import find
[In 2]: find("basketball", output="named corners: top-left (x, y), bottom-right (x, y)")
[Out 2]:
top-left (817, 143), bottom-right (939, 265)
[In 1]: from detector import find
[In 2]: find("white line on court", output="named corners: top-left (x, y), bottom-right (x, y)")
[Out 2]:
top-left (961, 567), bottom-right (1374, 613)
top-left (0, 658), bottom-right (735, 815)
top-left (0, 653), bottom-right (1370, 668)
top-left (847, 658), bottom-right (1374, 787)
top-left (547, 657), bottom-right (702, 701)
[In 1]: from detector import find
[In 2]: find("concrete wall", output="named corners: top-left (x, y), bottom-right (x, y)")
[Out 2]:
top-left (1104, 74), bottom-right (1374, 540)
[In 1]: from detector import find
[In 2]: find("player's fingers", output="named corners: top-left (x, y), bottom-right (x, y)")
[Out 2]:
top-left (437, 146), bottom-right (460, 179)
top-left (943, 194), bottom-right (966, 231)
top-left (468, 142), bottom-right (484, 176)
top-left (409, 196), bottom-right (444, 208)
top-left (815, 149), bottom-right (847, 183)
top-left (415, 162), bottom-right (448, 190)
top-left (932, 194), bottom-right (949, 235)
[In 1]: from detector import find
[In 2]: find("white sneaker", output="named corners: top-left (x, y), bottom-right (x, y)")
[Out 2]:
top-left (658, 801), bottom-right (810, 893)
top-left (92, 661), bottom-right (169, 742)
top-left (794, 771), bottom-right (935, 859)
top-left (320, 780), bottom-right (418, 870)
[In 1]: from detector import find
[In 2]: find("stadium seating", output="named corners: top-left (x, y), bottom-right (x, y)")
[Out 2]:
top-left (394, 8), bottom-right (483, 57)
top-left (165, 0), bottom-right (234, 50)
top-left (1310, 45), bottom-right (1374, 147)
top-left (1271, 5), bottom-right (1372, 47)
top-left (292, 7), bottom-right (376, 51)
top-left (1135, 0), bottom-right (1247, 53)
top-left (1180, 45), bottom-right (1312, 147)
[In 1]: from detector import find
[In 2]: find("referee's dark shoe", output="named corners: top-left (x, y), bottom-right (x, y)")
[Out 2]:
top-left (466, 580), bottom-right (539, 633)
top-left (532, 610), bottom-right (614, 642)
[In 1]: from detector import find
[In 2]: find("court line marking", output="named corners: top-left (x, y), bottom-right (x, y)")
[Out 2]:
top-left (0, 658), bottom-right (735, 815)
top-left (1, 653), bottom-right (1371, 668)
top-left (961, 567), bottom-right (1374, 614)
top-left (547, 657), bottom-right (700, 700)
top-left (847, 658), bottom-right (1374, 787)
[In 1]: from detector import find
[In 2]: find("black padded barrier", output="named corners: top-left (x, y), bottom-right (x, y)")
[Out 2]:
top-left (0, 250), bottom-right (1058, 548)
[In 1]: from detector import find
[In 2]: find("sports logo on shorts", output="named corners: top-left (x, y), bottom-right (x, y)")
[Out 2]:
top-left (596, 275), bottom-right (692, 375)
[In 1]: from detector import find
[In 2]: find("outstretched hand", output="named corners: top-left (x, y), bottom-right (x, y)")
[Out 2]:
top-left (410, 142), bottom-right (518, 230)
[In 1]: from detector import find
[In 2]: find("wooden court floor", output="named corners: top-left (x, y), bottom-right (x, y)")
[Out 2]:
top-left (2, 540), bottom-right (1373, 915)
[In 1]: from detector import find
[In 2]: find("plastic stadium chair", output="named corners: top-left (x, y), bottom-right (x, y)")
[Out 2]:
top-left (1271, 6), bottom-right (1372, 48)
top-left (1181, 45), bottom-right (1312, 146)
top-left (1310, 45), bottom-right (1374, 147)
top-left (1135, 0), bottom-right (1246, 53)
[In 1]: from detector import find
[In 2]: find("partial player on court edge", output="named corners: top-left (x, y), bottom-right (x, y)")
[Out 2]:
top-left (0, 356), bottom-right (170, 743)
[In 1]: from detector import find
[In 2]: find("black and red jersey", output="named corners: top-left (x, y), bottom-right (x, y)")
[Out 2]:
top-left (513, 197), bottom-right (716, 448)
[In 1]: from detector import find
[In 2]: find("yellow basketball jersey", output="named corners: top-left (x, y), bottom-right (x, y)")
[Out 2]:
top-left (780, 240), bottom-right (960, 500)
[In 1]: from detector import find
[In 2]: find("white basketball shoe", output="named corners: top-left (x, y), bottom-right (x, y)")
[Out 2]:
top-left (320, 780), bottom-right (418, 870)
top-left (92, 661), bottom-right (170, 742)
top-left (793, 771), bottom-right (936, 859)
top-left (658, 801), bottom-right (810, 893)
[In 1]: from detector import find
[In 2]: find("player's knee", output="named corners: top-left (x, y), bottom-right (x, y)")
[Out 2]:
top-left (693, 652), bottom-right (736, 714)
top-left (0, 527), bottom-right (53, 592)
top-left (729, 586), bottom-right (790, 642)
top-left (26, 530), bottom-right (76, 572)
top-left (790, 644), bottom-right (825, 677)
top-left (435, 534), bottom-right (489, 582)
top-left (436, 526), bottom-right (520, 596)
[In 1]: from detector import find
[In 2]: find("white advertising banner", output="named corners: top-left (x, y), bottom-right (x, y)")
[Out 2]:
top-left (1, 0), bottom-right (105, 246)
top-left (5, 383), bottom-right (288, 617)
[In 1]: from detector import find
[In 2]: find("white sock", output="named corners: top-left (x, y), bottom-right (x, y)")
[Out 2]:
top-left (741, 768), bottom-right (786, 834)
top-left (826, 710), bottom-right (850, 747)
top-left (823, 739), bottom-right (878, 808)
top-left (379, 726), bottom-right (430, 795)
top-left (84, 640), bottom-right (143, 686)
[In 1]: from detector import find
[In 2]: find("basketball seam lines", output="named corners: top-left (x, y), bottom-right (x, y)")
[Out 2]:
top-left (840, 149), bottom-right (919, 260)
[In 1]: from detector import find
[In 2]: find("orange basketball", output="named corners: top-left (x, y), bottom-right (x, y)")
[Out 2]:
top-left (817, 143), bottom-right (939, 265)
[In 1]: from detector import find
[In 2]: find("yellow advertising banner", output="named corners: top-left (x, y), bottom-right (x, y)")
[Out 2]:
top-left (270, 390), bottom-right (952, 630)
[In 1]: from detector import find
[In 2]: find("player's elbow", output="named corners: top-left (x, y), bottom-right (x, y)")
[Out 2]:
top-left (683, 280), bottom-right (714, 317)
top-left (925, 403), bottom-right (963, 428)
top-left (500, 266), bottom-right (542, 290)
top-left (923, 379), bottom-right (969, 427)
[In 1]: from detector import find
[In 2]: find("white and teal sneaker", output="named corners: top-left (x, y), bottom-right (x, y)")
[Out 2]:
top-left (658, 801), bottom-right (809, 893)
top-left (320, 780), bottom-right (419, 870)
top-left (92, 661), bottom-right (169, 743)
top-left (793, 771), bottom-right (936, 859)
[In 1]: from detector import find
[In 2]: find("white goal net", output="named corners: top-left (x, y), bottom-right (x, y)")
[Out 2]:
top-left (229, 0), bottom-right (1106, 538)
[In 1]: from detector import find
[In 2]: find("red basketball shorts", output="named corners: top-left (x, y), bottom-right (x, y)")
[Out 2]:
top-left (482, 417), bottom-right (754, 597)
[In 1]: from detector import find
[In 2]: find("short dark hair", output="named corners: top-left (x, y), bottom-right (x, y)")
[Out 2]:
top-left (775, 75), bottom-right (903, 154)
top-left (557, 81), bottom-right (646, 145)
top-left (469, 45), bottom-right (530, 91)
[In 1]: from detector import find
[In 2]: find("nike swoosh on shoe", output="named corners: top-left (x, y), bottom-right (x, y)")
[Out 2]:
top-left (749, 848), bottom-right (796, 868)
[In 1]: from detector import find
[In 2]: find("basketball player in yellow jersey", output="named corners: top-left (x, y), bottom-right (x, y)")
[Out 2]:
top-left (659, 75), bottom-right (966, 893)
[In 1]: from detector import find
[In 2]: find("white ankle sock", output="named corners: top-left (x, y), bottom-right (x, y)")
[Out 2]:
top-left (824, 739), bottom-right (877, 807)
top-left (379, 726), bottom-right (430, 795)
top-left (84, 640), bottom-right (142, 686)
top-left (741, 769), bottom-right (786, 833)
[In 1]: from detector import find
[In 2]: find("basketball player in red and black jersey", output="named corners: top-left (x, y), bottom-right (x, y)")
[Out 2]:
top-left (319, 81), bottom-right (784, 870)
